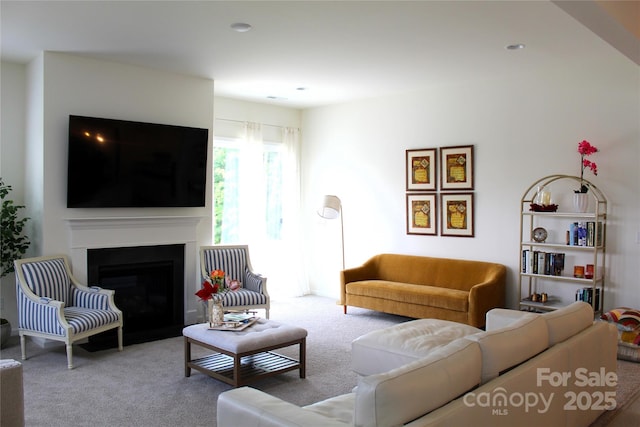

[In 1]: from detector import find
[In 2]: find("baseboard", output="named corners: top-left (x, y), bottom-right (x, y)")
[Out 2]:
top-left (29, 336), bottom-right (65, 349)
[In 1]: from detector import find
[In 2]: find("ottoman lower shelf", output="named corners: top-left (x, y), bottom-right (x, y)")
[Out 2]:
top-left (189, 351), bottom-right (301, 386)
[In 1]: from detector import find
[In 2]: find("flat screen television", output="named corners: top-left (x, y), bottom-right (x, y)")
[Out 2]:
top-left (67, 115), bottom-right (208, 208)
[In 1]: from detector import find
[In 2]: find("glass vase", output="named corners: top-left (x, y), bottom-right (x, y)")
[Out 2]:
top-left (534, 185), bottom-right (551, 206)
top-left (207, 298), bottom-right (225, 326)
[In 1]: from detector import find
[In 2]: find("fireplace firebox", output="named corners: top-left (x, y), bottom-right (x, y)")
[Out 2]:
top-left (86, 244), bottom-right (185, 349)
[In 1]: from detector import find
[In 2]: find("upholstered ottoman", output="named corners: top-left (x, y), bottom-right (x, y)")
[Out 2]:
top-left (1, 359), bottom-right (24, 427)
top-left (184, 319), bottom-right (307, 387)
top-left (351, 318), bottom-right (482, 375)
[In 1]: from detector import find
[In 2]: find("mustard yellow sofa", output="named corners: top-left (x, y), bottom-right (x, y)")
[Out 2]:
top-left (340, 254), bottom-right (506, 328)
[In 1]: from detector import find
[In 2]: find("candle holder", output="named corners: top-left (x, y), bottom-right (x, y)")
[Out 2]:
top-left (585, 264), bottom-right (594, 279)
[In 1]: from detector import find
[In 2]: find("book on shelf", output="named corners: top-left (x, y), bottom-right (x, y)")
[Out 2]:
top-left (575, 287), bottom-right (600, 310)
top-left (537, 251), bottom-right (546, 275)
top-left (521, 250), bottom-right (564, 275)
top-left (568, 221), bottom-right (603, 247)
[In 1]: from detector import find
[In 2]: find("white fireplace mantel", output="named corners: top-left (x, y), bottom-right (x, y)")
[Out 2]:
top-left (65, 215), bottom-right (204, 325)
top-left (65, 215), bottom-right (202, 236)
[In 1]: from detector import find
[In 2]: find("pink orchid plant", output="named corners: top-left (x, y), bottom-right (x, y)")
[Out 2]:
top-left (576, 140), bottom-right (598, 193)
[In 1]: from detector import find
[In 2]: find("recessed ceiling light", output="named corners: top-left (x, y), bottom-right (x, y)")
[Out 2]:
top-left (296, 87), bottom-right (307, 91)
top-left (231, 22), bottom-right (252, 33)
top-left (506, 43), bottom-right (525, 50)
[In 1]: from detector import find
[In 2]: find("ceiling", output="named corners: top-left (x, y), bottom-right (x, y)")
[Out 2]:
top-left (2, 1), bottom-right (638, 109)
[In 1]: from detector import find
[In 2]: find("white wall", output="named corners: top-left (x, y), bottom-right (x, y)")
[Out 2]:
top-left (302, 52), bottom-right (640, 312)
top-left (37, 52), bottom-right (214, 254)
top-left (0, 61), bottom-right (28, 324)
top-left (0, 53), bottom-right (216, 325)
top-left (1, 62), bottom-right (27, 196)
top-left (214, 97), bottom-right (301, 136)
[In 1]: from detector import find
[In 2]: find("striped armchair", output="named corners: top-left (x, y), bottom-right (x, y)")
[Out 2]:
top-left (199, 245), bottom-right (270, 318)
top-left (14, 255), bottom-right (123, 369)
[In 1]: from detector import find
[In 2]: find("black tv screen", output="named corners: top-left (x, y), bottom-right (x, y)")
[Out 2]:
top-left (67, 115), bottom-right (208, 208)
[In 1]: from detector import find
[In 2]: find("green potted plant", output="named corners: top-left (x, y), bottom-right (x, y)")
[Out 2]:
top-left (1, 178), bottom-right (31, 347)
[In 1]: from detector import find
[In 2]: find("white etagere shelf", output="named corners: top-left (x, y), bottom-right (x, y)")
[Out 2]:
top-left (518, 174), bottom-right (607, 315)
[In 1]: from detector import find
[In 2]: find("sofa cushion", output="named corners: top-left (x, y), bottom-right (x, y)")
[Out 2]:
top-left (542, 301), bottom-right (594, 346)
top-left (465, 313), bottom-right (548, 383)
top-left (303, 393), bottom-right (355, 425)
top-left (351, 318), bottom-right (482, 375)
top-left (363, 253), bottom-right (505, 292)
top-left (485, 308), bottom-right (533, 331)
top-left (346, 280), bottom-right (469, 312)
top-left (354, 337), bottom-right (481, 427)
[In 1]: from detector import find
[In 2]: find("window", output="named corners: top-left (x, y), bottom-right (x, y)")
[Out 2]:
top-left (211, 120), bottom-right (306, 297)
top-left (213, 137), bottom-right (284, 244)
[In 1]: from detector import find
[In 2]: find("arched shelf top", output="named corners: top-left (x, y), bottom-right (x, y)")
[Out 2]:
top-left (521, 174), bottom-right (607, 205)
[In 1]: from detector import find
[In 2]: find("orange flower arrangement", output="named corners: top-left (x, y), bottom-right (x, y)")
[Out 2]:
top-left (196, 269), bottom-right (229, 301)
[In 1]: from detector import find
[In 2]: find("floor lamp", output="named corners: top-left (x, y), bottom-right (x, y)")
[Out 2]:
top-left (317, 195), bottom-right (345, 270)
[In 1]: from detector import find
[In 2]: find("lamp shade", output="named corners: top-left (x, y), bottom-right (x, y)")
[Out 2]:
top-left (317, 195), bottom-right (341, 219)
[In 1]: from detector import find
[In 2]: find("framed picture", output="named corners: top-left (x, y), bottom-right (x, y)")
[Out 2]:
top-left (440, 145), bottom-right (474, 190)
top-left (406, 148), bottom-right (437, 191)
top-left (440, 193), bottom-right (474, 237)
top-left (406, 193), bottom-right (437, 235)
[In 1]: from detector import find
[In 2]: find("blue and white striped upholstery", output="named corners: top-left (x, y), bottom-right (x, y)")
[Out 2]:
top-left (200, 245), bottom-right (270, 318)
top-left (16, 295), bottom-right (66, 336)
top-left (14, 255), bottom-right (123, 369)
top-left (63, 307), bottom-right (120, 334)
top-left (221, 288), bottom-right (268, 306)
top-left (203, 248), bottom-right (248, 286)
top-left (19, 258), bottom-right (71, 306)
top-left (71, 286), bottom-right (115, 310)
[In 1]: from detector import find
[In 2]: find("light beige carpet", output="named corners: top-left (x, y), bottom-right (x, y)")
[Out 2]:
top-left (2, 295), bottom-right (638, 426)
top-left (1, 295), bottom-right (408, 426)
top-left (589, 358), bottom-right (640, 426)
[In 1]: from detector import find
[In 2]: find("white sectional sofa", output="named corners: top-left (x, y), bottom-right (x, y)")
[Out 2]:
top-left (217, 302), bottom-right (618, 427)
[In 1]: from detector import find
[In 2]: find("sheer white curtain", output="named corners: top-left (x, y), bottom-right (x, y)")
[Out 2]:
top-left (218, 122), bottom-right (265, 245)
top-left (238, 122), bottom-right (266, 242)
top-left (217, 121), bottom-right (308, 297)
top-left (279, 127), bottom-right (308, 296)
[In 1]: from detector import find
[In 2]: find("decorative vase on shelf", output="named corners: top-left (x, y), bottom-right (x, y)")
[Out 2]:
top-left (573, 192), bottom-right (589, 213)
top-left (207, 298), bottom-right (225, 326)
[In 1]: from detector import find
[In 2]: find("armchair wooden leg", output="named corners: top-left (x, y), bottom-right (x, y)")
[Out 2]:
top-left (20, 334), bottom-right (26, 360)
top-left (117, 326), bottom-right (123, 351)
top-left (343, 305), bottom-right (347, 314)
top-left (66, 344), bottom-right (73, 370)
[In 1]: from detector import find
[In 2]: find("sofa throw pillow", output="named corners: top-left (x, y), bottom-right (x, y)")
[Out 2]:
top-left (600, 307), bottom-right (640, 362)
top-left (601, 307), bottom-right (640, 331)
top-left (225, 276), bottom-right (243, 290)
top-left (620, 329), bottom-right (640, 347)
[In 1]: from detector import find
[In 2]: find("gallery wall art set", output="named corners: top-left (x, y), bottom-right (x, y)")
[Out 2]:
top-left (406, 145), bottom-right (475, 237)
